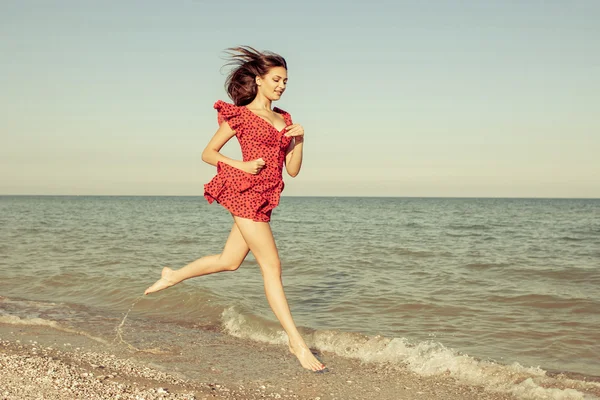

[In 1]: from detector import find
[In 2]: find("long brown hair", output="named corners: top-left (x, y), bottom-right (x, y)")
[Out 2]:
top-left (223, 46), bottom-right (287, 106)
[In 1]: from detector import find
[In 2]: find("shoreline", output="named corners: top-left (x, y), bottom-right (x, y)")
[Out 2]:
top-left (0, 322), bottom-right (522, 400)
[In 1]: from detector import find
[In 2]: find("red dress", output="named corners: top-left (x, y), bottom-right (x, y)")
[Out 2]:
top-left (203, 100), bottom-right (294, 222)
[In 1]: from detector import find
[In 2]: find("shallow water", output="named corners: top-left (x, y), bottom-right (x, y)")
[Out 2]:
top-left (1, 195), bottom-right (599, 397)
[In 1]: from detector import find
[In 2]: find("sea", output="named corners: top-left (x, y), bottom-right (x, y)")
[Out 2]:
top-left (1, 195), bottom-right (599, 398)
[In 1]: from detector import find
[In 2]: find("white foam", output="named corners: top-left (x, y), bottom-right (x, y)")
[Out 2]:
top-left (0, 314), bottom-right (109, 345)
top-left (220, 307), bottom-right (599, 400)
top-left (0, 314), bottom-right (62, 329)
top-left (221, 307), bottom-right (287, 345)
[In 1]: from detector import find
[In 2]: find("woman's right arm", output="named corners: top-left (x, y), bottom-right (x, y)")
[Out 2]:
top-left (201, 122), bottom-right (265, 174)
top-left (201, 122), bottom-right (246, 169)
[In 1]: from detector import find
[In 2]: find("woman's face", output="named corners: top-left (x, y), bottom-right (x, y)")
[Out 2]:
top-left (257, 66), bottom-right (288, 101)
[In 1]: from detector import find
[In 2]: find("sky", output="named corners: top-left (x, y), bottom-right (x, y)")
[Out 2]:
top-left (1, 0), bottom-right (598, 197)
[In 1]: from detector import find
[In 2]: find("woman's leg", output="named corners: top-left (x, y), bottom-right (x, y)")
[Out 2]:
top-left (144, 223), bottom-right (250, 295)
top-left (233, 215), bottom-right (326, 372)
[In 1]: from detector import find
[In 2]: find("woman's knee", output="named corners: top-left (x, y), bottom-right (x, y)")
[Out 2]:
top-left (259, 260), bottom-right (282, 276)
top-left (218, 254), bottom-right (242, 271)
top-left (226, 262), bottom-right (242, 271)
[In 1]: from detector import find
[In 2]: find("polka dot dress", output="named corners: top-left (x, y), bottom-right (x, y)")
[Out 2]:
top-left (203, 100), bottom-right (294, 222)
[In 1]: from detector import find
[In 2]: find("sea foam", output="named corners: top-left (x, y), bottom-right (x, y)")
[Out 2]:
top-left (0, 314), bottom-right (109, 345)
top-left (221, 306), bottom-right (599, 400)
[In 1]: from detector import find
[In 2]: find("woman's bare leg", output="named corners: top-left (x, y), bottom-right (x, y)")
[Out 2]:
top-left (144, 223), bottom-right (249, 295)
top-left (233, 216), bottom-right (326, 372)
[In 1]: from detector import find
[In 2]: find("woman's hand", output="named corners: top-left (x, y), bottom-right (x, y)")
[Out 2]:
top-left (284, 124), bottom-right (304, 141)
top-left (284, 124), bottom-right (305, 177)
top-left (242, 158), bottom-right (266, 174)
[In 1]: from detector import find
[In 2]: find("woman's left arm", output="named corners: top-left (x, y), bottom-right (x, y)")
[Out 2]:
top-left (284, 124), bottom-right (304, 177)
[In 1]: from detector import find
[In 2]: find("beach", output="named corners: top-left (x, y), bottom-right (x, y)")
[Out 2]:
top-left (0, 322), bottom-right (532, 400)
top-left (1, 196), bottom-right (599, 400)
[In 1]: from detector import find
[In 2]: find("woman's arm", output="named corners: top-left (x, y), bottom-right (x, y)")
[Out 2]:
top-left (201, 122), bottom-right (243, 168)
top-left (202, 122), bottom-right (265, 174)
top-left (284, 124), bottom-right (304, 177)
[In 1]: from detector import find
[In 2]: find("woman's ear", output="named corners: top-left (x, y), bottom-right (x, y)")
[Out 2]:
top-left (255, 76), bottom-right (261, 87)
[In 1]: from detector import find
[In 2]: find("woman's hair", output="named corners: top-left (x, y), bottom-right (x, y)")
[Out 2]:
top-left (223, 46), bottom-right (287, 106)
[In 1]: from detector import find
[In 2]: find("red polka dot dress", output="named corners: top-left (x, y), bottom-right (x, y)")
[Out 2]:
top-left (203, 100), bottom-right (294, 222)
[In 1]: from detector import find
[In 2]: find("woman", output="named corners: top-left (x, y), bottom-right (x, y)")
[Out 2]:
top-left (144, 46), bottom-right (326, 372)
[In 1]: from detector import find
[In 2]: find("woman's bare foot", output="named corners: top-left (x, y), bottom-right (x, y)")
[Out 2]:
top-left (144, 267), bottom-right (177, 295)
top-left (288, 340), bottom-right (326, 372)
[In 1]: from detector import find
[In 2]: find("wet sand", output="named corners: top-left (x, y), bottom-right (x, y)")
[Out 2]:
top-left (0, 323), bottom-right (525, 400)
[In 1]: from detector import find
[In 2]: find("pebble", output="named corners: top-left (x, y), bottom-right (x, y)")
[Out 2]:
top-left (0, 340), bottom-right (200, 400)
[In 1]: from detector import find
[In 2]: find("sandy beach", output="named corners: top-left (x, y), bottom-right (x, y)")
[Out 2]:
top-left (0, 322), bottom-right (530, 400)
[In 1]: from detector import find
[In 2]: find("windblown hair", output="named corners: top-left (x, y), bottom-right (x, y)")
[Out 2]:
top-left (223, 46), bottom-right (287, 106)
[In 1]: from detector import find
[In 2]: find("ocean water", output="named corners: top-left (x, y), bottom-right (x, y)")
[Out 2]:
top-left (1, 195), bottom-right (599, 398)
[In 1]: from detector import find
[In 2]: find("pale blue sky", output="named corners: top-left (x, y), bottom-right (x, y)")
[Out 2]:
top-left (1, 0), bottom-right (598, 197)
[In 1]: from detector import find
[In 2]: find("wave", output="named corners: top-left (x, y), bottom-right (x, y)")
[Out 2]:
top-left (172, 237), bottom-right (199, 245)
top-left (220, 307), bottom-right (599, 400)
top-left (464, 262), bottom-right (510, 270)
top-left (560, 236), bottom-right (587, 242)
top-left (485, 294), bottom-right (598, 311)
top-left (0, 314), bottom-right (109, 345)
top-left (393, 248), bottom-right (436, 257)
top-left (536, 267), bottom-right (600, 283)
top-left (447, 224), bottom-right (491, 231)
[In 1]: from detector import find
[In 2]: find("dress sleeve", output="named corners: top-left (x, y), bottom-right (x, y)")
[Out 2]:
top-left (214, 100), bottom-right (243, 132)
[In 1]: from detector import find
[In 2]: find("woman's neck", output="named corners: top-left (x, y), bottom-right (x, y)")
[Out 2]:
top-left (247, 94), bottom-right (272, 111)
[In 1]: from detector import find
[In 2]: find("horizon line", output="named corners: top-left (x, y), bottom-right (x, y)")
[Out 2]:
top-left (1, 194), bottom-right (598, 200)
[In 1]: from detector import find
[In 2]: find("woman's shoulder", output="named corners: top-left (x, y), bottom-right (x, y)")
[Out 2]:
top-left (214, 100), bottom-right (246, 117)
top-left (214, 99), bottom-right (242, 111)
top-left (273, 106), bottom-right (292, 125)
top-left (273, 105), bottom-right (290, 116)
top-left (213, 100), bottom-right (245, 127)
